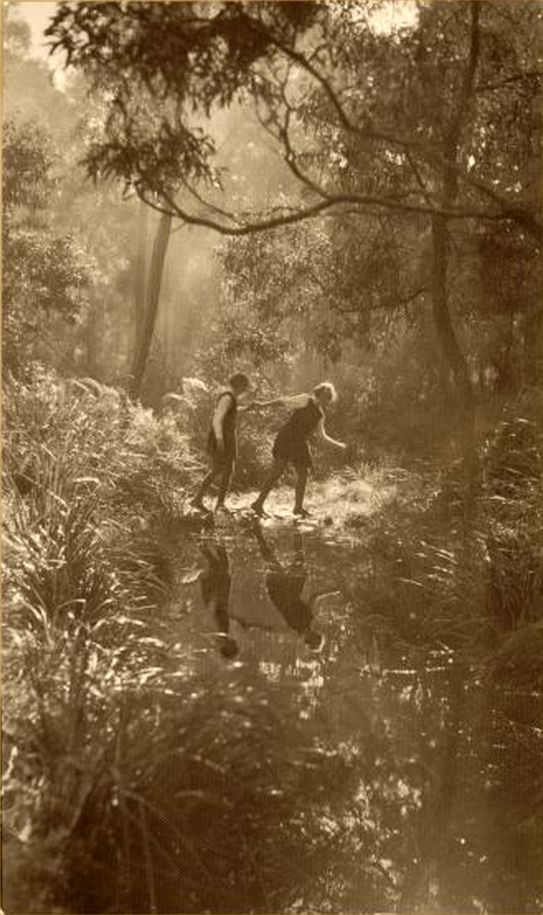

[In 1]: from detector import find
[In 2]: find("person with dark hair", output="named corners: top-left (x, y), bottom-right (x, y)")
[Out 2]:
top-left (252, 523), bottom-right (328, 651)
top-left (192, 372), bottom-right (251, 512)
top-left (251, 381), bottom-right (346, 517)
top-left (198, 539), bottom-right (239, 659)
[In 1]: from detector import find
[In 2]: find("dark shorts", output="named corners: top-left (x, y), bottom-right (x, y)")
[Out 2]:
top-left (207, 429), bottom-right (236, 475)
top-left (272, 427), bottom-right (312, 469)
top-left (210, 449), bottom-right (235, 475)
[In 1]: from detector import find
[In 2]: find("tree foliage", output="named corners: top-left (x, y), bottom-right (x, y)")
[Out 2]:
top-left (47, 1), bottom-right (542, 235)
top-left (46, 1), bottom-right (318, 198)
top-left (46, 0), bottom-right (542, 408)
top-left (2, 118), bottom-right (95, 374)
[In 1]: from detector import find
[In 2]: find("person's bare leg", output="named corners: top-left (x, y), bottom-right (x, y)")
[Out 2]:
top-left (215, 464), bottom-right (234, 510)
top-left (192, 468), bottom-right (218, 509)
top-left (293, 466), bottom-right (308, 515)
top-left (252, 459), bottom-right (286, 514)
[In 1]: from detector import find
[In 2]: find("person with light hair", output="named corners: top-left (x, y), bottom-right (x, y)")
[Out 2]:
top-left (251, 381), bottom-right (346, 517)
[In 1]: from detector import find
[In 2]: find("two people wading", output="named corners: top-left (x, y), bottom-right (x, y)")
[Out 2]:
top-left (192, 375), bottom-right (347, 516)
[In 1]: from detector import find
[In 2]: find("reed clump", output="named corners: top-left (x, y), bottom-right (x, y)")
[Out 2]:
top-left (3, 368), bottom-right (359, 914)
top-left (347, 416), bottom-right (543, 680)
top-left (2, 368), bottom-right (194, 911)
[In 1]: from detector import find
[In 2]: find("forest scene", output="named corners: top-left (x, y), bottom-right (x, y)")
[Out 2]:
top-left (2, 1), bottom-right (543, 912)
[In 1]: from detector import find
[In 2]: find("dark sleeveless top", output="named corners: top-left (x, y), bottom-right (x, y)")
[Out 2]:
top-left (272, 396), bottom-right (324, 467)
top-left (207, 390), bottom-right (237, 457)
top-left (266, 571), bottom-right (312, 633)
top-left (283, 398), bottom-right (323, 440)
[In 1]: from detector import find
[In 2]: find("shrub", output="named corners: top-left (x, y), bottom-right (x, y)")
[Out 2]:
top-left (347, 415), bottom-right (543, 663)
top-left (2, 367), bottom-right (200, 910)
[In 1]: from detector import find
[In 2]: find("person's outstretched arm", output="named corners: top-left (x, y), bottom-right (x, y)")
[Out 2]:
top-left (317, 418), bottom-right (347, 450)
top-left (307, 588), bottom-right (341, 606)
top-left (252, 393), bottom-right (312, 410)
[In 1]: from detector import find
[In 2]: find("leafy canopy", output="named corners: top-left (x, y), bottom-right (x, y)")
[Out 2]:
top-left (46, 1), bottom-right (543, 243)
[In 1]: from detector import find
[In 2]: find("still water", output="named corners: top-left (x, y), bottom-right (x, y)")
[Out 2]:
top-left (151, 514), bottom-right (543, 914)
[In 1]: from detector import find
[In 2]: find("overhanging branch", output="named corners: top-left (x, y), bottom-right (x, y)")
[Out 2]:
top-left (246, 10), bottom-right (542, 240)
top-left (137, 185), bottom-right (531, 239)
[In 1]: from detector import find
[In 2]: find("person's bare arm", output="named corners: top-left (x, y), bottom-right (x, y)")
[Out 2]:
top-left (253, 393), bottom-right (312, 410)
top-left (316, 418), bottom-right (346, 450)
top-left (308, 589), bottom-right (342, 606)
top-left (212, 395), bottom-right (233, 450)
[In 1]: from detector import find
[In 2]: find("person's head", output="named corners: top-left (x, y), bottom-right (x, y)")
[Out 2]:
top-left (229, 372), bottom-right (251, 400)
top-left (218, 634), bottom-right (240, 659)
top-left (304, 629), bottom-right (324, 652)
top-left (313, 381), bottom-right (338, 409)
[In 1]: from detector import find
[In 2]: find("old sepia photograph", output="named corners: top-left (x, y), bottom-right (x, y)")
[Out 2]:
top-left (2, 0), bottom-right (543, 912)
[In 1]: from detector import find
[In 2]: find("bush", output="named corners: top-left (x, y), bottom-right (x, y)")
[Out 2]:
top-left (3, 368), bottom-right (364, 914)
top-left (482, 417), bottom-right (543, 631)
top-left (346, 414), bottom-right (543, 665)
top-left (2, 367), bottom-right (201, 911)
top-left (57, 670), bottom-right (357, 914)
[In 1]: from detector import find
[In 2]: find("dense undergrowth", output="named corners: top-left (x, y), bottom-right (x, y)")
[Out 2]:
top-left (2, 367), bottom-right (195, 911)
top-left (346, 414), bottom-right (543, 691)
top-left (1, 368), bottom-right (359, 913)
top-left (3, 368), bottom-right (543, 913)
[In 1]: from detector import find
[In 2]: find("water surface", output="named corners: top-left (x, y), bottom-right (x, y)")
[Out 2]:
top-left (153, 513), bottom-right (543, 914)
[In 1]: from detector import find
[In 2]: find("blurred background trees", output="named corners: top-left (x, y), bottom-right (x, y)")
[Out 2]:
top-left (5, 0), bottom-right (534, 452)
top-left (3, 4), bottom-right (543, 913)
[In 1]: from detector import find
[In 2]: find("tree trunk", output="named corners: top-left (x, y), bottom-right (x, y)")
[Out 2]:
top-left (133, 199), bottom-right (148, 358)
top-left (431, 214), bottom-right (474, 411)
top-left (428, 1), bottom-right (480, 414)
top-left (85, 297), bottom-right (102, 379)
top-left (130, 211), bottom-right (172, 400)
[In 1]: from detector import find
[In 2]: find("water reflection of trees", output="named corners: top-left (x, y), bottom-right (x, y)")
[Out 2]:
top-left (316, 610), bottom-right (543, 914)
top-left (226, 529), bottom-right (543, 914)
top-left (63, 527), bottom-right (542, 913)
top-left (241, 531), bottom-right (541, 912)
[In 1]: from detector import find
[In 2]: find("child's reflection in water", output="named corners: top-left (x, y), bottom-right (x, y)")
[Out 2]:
top-left (252, 523), bottom-right (325, 651)
top-left (198, 540), bottom-right (239, 659)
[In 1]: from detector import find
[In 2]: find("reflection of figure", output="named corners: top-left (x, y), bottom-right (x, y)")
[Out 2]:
top-left (252, 524), bottom-right (325, 651)
top-left (198, 540), bottom-right (239, 659)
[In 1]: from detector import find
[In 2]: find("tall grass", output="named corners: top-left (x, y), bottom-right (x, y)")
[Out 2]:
top-left (346, 416), bottom-right (543, 679)
top-left (2, 367), bottom-right (194, 911)
top-left (3, 369), bottom-right (542, 911)
top-left (3, 368), bottom-right (361, 914)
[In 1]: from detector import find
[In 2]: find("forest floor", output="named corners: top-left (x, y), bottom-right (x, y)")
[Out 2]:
top-left (182, 469), bottom-right (401, 537)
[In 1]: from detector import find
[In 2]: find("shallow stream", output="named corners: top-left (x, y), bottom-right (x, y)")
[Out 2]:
top-left (151, 508), bottom-right (543, 913)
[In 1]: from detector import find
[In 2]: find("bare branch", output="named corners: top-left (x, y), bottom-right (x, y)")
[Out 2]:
top-left (153, 186), bottom-right (521, 238)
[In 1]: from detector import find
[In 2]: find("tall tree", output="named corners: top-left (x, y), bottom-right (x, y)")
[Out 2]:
top-left (133, 199), bottom-right (148, 364)
top-left (129, 211), bottom-right (172, 398)
top-left (47, 1), bottom-right (542, 403)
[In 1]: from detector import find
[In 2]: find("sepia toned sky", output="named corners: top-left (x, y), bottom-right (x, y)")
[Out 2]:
top-left (15, 1), bottom-right (57, 59)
